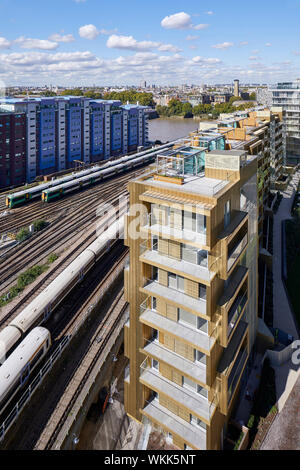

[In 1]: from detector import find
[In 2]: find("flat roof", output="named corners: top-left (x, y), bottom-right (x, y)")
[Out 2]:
top-left (208, 149), bottom-right (246, 157)
top-left (145, 174), bottom-right (229, 198)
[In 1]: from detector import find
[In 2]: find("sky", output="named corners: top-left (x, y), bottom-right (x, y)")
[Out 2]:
top-left (1, 0), bottom-right (300, 87)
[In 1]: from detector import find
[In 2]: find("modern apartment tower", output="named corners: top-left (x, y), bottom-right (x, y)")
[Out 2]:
top-left (271, 80), bottom-right (300, 164)
top-left (124, 145), bottom-right (258, 450)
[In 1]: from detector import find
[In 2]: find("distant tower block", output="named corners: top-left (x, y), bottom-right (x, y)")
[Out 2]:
top-left (234, 79), bottom-right (240, 97)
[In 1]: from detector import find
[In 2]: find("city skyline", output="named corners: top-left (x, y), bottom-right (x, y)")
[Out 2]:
top-left (1, 0), bottom-right (300, 87)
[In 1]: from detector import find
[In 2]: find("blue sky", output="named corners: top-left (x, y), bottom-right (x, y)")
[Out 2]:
top-left (0, 0), bottom-right (300, 86)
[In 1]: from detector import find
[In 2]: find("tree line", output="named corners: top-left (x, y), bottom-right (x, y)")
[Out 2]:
top-left (41, 89), bottom-right (155, 107)
top-left (156, 96), bottom-right (257, 119)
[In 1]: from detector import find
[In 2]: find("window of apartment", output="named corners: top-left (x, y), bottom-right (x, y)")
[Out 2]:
top-left (183, 376), bottom-right (208, 399)
top-left (190, 414), bottom-right (207, 431)
top-left (195, 350), bottom-right (206, 366)
top-left (152, 328), bottom-right (158, 342)
top-left (152, 266), bottom-right (158, 281)
top-left (178, 308), bottom-right (196, 328)
top-left (168, 273), bottom-right (184, 292)
top-left (151, 358), bottom-right (159, 371)
top-left (178, 309), bottom-right (206, 333)
top-left (151, 297), bottom-right (157, 311)
top-left (224, 200), bottom-right (231, 229)
top-left (181, 244), bottom-right (208, 267)
top-left (151, 235), bottom-right (158, 251)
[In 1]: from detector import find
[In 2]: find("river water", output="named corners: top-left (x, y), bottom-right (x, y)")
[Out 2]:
top-left (148, 117), bottom-right (200, 143)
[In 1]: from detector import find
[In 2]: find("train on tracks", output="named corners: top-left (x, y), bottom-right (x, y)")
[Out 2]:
top-left (0, 216), bottom-right (125, 368)
top-left (0, 327), bottom-right (51, 417)
top-left (5, 142), bottom-right (176, 208)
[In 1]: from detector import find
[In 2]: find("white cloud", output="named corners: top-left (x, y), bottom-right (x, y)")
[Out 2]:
top-left (14, 36), bottom-right (58, 50)
top-left (192, 56), bottom-right (221, 64)
top-left (73, 0), bottom-right (87, 3)
top-left (157, 44), bottom-right (182, 53)
top-left (107, 35), bottom-right (160, 51)
top-left (48, 33), bottom-right (75, 43)
top-left (205, 11), bottom-right (214, 15)
top-left (265, 43), bottom-right (272, 47)
top-left (212, 42), bottom-right (234, 50)
top-left (239, 41), bottom-right (249, 46)
top-left (107, 34), bottom-right (181, 52)
top-left (0, 37), bottom-right (11, 49)
top-left (249, 56), bottom-right (259, 61)
top-left (161, 12), bottom-right (192, 29)
top-left (79, 24), bottom-right (100, 40)
top-left (186, 35), bottom-right (199, 41)
top-left (161, 11), bottom-right (209, 30)
top-left (189, 45), bottom-right (198, 50)
top-left (194, 24), bottom-right (209, 30)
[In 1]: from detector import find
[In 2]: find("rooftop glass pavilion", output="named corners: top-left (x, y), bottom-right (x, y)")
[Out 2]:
top-left (155, 146), bottom-right (206, 177)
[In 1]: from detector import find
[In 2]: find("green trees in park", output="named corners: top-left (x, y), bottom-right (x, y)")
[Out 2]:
top-left (61, 88), bottom-right (82, 96)
top-left (156, 96), bottom-right (258, 119)
top-left (103, 91), bottom-right (156, 107)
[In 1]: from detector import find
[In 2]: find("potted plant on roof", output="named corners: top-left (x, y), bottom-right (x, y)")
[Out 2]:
top-left (154, 173), bottom-right (184, 185)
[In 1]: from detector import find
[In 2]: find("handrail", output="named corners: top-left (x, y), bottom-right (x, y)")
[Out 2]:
top-left (140, 356), bottom-right (216, 420)
top-left (143, 399), bottom-right (207, 438)
top-left (227, 349), bottom-right (248, 404)
top-left (227, 233), bottom-right (248, 272)
top-left (142, 277), bottom-right (207, 303)
top-left (140, 240), bottom-right (218, 274)
top-left (227, 290), bottom-right (248, 339)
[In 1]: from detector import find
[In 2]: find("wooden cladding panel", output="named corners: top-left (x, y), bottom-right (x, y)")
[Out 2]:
top-left (164, 334), bottom-right (175, 351)
top-left (170, 209), bottom-right (182, 230)
top-left (159, 362), bottom-right (172, 380)
top-left (184, 278), bottom-right (199, 299)
top-left (159, 394), bottom-right (190, 429)
top-left (168, 239), bottom-right (181, 260)
top-left (157, 298), bottom-right (167, 316)
top-left (178, 407), bottom-right (190, 423)
top-left (158, 269), bottom-right (168, 287)
top-left (172, 370), bottom-right (182, 386)
top-left (166, 304), bottom-right (178, 322)
top-left (124, 267), bottom-right (129, 302)
top-left (158, 238), bottom-right (168, 255)
top-left (175, 339), bottom-right (194, 362)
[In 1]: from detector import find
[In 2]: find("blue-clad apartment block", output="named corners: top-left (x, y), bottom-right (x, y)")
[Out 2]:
top-left (0, 96), bottom-right (149, 182)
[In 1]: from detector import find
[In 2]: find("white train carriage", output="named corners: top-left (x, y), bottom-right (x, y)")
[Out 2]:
top-left (0, 217), bottom-right (125, 346)
top-left (0, 327), bottom-right (51, 416)
top-left (0, 326), bottom-right (22, 366)
top-left (87, 215), bottom-right (125, 259)
top-left (10, 249), bottom-right (96, 333)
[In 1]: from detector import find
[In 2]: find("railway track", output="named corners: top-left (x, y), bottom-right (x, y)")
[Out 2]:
top-left (5, 243), bottom-right (128, 450)
top-left (43, 294), bottom-right (128, 450)
top-left (0, 188), bottom-right (128, 295)
top-left (0, 167), bottom-right (145, 233)
top-left (0, 210), bottom-right (126, 329)
top-left (0, 164), bottom-right (145, 296)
